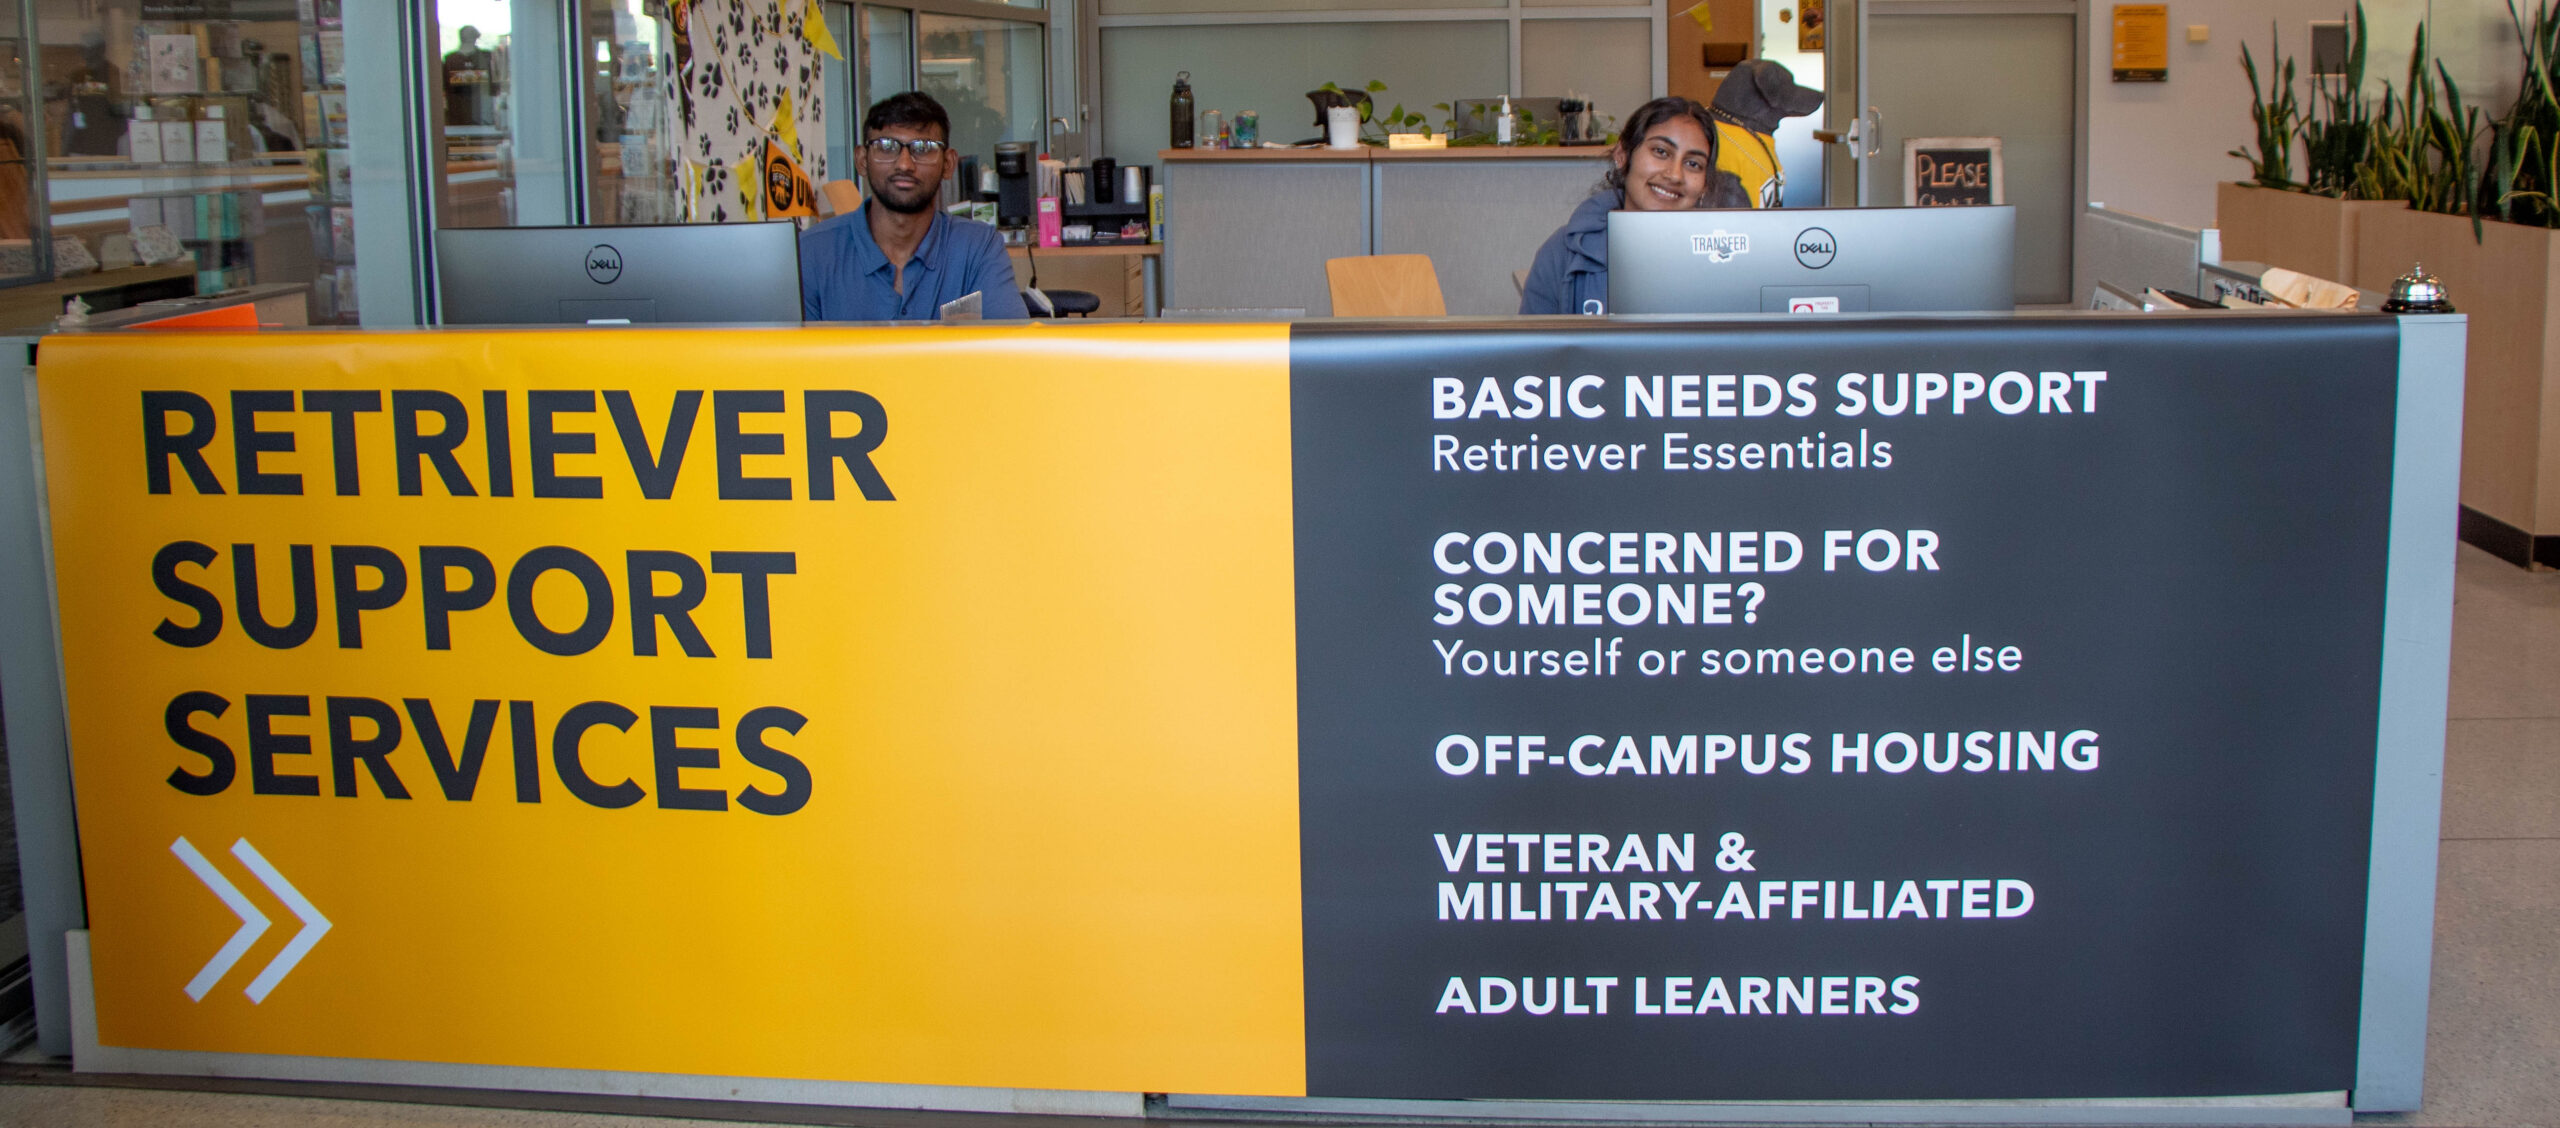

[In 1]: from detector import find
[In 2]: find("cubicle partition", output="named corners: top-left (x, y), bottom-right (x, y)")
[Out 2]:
top-left (1162, 148), bottom-right (1607, 315)
top-left (0, 312), bottom-right (2461, 1123)
top-left (2072, 204), bottom-right (2223, 308)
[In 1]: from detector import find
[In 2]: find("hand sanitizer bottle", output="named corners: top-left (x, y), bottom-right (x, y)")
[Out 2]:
top-left (1496, 94), bottom-right (1515, 146)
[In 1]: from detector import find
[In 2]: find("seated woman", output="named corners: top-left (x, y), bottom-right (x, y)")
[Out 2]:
top-left (1520, 96), bottom-right (1749, 316)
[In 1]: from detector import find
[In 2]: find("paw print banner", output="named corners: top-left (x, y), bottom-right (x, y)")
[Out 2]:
top-left (672, 0), bottom-right (829, 222)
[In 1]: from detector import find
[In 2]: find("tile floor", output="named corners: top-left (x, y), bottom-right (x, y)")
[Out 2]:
top-left (0, 543), bottom-right (2554, 1128)
top-left (2362, 543), bottom-right (2560, 1128)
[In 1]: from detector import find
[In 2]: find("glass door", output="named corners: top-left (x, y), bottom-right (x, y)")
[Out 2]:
top-left (430, 0), bottom-right (522, 227)
top-left (581, 0), bottom-right (678, 223)
top-left (853, 1), bottom-right (1045, 190)
top-left (916, 12), bottom-right (1043, 163)
top-left (1864, 4), bottom-right (2078, 303)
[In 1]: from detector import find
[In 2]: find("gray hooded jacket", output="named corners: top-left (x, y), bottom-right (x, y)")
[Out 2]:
top-left (1520, 177), bottom-right (1751, 316)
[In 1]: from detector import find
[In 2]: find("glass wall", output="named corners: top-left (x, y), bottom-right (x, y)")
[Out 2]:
top-left (583, 0), bottom-right (678, 223)
top-left (1094, 0), bottom-right (1666, 167)
top-left (916, 12), bottom-right (1042, 163)
top-left (26, 0), bottom-right (353, 323)
top-left (432, 0), bottom-right (516, 227)
top-left (1519, 18), bottom-right (1646, 130)
top-left (0, 3), bottom-right (39, 289)
top-left (845, 2), bottom-right (1045, 193)
top-left (860, 7), bottom-right (915, 121)
top-left (2, 0), bottom-right (1052, 326)
top-left (821, 0), bottom-right (857, 178)
top-left (1099, 20), bottom-right (1507, 164)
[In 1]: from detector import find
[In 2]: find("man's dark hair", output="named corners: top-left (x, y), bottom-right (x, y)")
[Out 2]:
top-left (1602, 96), bottom-right (1719, 193)
top-left (865, 91), bottom-right (950, 139)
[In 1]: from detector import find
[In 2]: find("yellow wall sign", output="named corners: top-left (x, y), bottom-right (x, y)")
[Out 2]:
top-left (2111, 4), bottom-right (2169, 82)
top-left (39, 325), bottom-right (1306, 1094)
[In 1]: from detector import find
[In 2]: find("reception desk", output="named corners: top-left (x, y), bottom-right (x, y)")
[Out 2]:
top-left (0, 312), bottom-right (2462, 1122)
top-left (1160, 147), bottom-right (1609, 316)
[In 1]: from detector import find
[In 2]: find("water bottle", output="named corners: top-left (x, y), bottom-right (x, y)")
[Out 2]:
top-left (1171, 71), bottom-right (1196, 149)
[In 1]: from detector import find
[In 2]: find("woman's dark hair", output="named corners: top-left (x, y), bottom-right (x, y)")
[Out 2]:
top-left (864, 91), bottom-right (950, 138)
top-left (1601, 96), bottom-right (1719, 193)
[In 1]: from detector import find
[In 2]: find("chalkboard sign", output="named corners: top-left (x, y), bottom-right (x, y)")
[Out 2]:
top-left (1903, 137), bottom-right (2003, 207)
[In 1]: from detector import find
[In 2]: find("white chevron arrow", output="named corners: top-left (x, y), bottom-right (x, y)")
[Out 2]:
top-left (170, 836), bottom-right (266, 1002)
top-left (229, 838), bottom-right (330, 1003)
top-left (170, 836), bottom-right (332, 1003)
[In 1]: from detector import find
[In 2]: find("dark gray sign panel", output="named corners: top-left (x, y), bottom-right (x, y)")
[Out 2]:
top-left (1288, 316), bottom-right (2399, 1100)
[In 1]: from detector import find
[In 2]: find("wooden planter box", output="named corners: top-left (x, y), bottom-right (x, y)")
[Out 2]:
top-left (2216, 182), bottom-right (2407, 284)
top-left (2355, 207), bottom-right (2560, 564)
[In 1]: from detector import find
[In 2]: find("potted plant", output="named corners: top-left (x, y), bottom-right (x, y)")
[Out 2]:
top-left (2342, 4), bottom-right (2560, 563)
top-left (1317, 81), bottom-right (1439, 145)
top-left (2216, 9), bottom-right (2409, 283)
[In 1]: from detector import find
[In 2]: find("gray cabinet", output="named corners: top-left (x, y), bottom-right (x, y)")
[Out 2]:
top-left (1163, 149), bottom-right (1608, 316)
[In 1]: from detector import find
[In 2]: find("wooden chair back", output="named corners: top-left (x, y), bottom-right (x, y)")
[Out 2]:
top-left (820, 179), bottom-right (864, 217)
top-left (1326, 254), bottom-right (1447, 317)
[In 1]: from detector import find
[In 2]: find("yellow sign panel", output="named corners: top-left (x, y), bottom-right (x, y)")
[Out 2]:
top-left (2112, 4), bottom-right (2169, 81)
top-left (40, 325), bottom-right (1306, 1093)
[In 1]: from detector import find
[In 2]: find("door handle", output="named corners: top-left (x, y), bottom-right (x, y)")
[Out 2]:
top-left (1813, 108), bottom-right (1884, 157)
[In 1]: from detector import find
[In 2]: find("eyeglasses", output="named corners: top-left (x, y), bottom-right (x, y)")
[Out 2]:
top-left (866, 137), bottom-right (948, 162)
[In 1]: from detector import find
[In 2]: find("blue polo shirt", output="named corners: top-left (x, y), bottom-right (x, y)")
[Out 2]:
top-left (798, 204), bottom-right (1029, 321)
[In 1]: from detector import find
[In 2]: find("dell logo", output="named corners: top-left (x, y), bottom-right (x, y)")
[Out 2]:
top-left (585, 244), bottom-right (624, 284)
top-left (1794, 228), bottom-right (1837, 269)
top-left (1688, 231), bottom-right (1751, 262)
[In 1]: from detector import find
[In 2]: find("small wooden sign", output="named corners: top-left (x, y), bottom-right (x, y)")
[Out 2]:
top-left (2112, 3), bottom-right (2169, 82)
top-left (1902, 137), bottom-right (2002, 207)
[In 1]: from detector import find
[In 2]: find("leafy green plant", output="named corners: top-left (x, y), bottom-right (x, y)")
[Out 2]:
top-left (2487, 0), bottom-right (2560, 227)
top-left (2356, 21), bottom-right (2485, 228)
top-left (2425, 62), bottom-right (2487, 222)
top-left (1319, 80), bottom-right (1434, 142)
top-left (2230, 24), bottom-right (2303, 188)
top-left (2301, 3), bottom-right (2375, 196)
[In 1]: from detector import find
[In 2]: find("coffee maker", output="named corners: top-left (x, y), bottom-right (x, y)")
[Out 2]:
top-left (994, 141), bottom-right (1036, 233)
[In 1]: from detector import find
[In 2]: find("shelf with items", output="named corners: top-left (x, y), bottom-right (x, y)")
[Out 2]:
top-left (126, 187), bottom-right (260, 296)
top-left (120, 94), bottom-right (264, 166)
top-left (299, 0), bottom-right (351, 322)
top-left (107, 0), bottom-right (352, 319)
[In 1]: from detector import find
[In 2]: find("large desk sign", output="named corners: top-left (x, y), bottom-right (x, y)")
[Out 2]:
top-left (39, 316), bottom-right (2400, 1101)
top-left (1290, 318), bottom-right (2394, 1099)
top-left (41, 327), bottom-right (1307, 1094)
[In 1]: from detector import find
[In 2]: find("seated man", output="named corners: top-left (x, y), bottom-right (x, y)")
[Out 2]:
top-left (800, 91), bottom-right (1028, 321)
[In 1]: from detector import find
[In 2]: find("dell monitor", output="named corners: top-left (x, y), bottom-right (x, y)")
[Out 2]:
top-left (435, 222), bottom-right (802, 325)
top-left (1605, 205), bottom-right (2015, 315)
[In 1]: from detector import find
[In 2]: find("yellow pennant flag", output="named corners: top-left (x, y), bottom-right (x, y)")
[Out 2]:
top-left (1680, 0), bottom-right (1713, 31)
top-left (770, 90), bottom-right (803, 154)
top-left (762, 135), bottom-right (818, 218)
top-left (679, 158), bottom-right (706, 222)
top-left (802, 0), bottom-right (845, 59)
